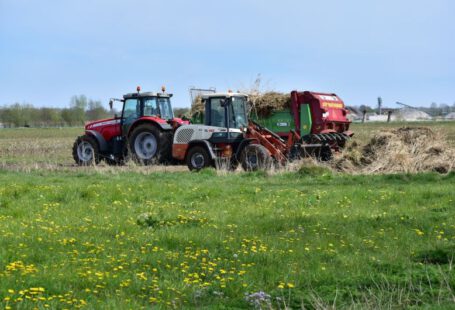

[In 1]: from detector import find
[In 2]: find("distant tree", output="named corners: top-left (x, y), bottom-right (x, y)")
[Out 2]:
top-left (70, 95), bottom-right (88, 110)
top-left (0, 106), bottom-right (13, 127)
top-left (0, 94), bottom-right (118, 127)
top-left (85, 99), bottom-right (110, 121)
top-left (61, 108), bottom-right (73, 126)
top-left (9, 103), bottom-right (27, 126)
top-left (61, 107), bottom-right (84, 126)
top-left (40, 108), bottom-right (62, 126)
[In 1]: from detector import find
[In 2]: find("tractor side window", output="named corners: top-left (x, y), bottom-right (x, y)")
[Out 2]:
top-left (144, 98), bottom-right (158, 116)
top-left (123, 99), bottom-right (140, 120)
top-left (210, 99), bottom-right (225, 127)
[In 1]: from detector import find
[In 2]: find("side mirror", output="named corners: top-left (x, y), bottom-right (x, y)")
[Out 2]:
top-left (220, 99), bottom-right (227, 107)
top-left (114, 113), bottom-right (119, 119)
top-left (109, 99), bottom-right (113, 110)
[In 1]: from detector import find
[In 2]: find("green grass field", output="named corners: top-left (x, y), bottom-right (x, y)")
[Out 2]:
top-left (0, 170), bottom-right (454, 309)
top-left (0, 122), bottom-right (454, 309)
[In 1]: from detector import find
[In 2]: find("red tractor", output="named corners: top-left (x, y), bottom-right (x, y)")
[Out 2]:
top-left (73, 86), bottom-right (189, 165)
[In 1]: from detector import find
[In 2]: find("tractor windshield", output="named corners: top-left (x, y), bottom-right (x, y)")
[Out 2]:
top-left (143, 97), bottom-right (173, 120)
top-left (144, 97), bottom-right (174, 120)
top-left (157, 97), bottom-right (174, 120)
top-left (229, 96), bottom-right (248, 129)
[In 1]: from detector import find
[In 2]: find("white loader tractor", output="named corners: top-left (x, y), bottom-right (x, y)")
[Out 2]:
top-left (172, 93), bottom-right (254, 171)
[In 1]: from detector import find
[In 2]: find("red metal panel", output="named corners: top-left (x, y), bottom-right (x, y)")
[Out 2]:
top-left (292, 91), bottom-right (351, 135)
top-left (139, 116), bottom-right (168, 124)
top-left (85, 118), bottom-right (121, 142)
top-left (172, 144), bottom-right (188, 160)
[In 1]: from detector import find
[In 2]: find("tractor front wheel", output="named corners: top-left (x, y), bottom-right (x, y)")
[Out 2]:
top-left (186, 146), bottom-right (212, 171)
top-left (72, 135), bottom-right (100, 166)
top-left (240, 144), bottom-right (272, 171)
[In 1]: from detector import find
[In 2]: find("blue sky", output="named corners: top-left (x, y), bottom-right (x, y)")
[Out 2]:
top-left (0, 0), bottom-right (454, 108)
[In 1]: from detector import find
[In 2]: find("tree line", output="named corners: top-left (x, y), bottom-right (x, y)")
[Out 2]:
top-left (2, 96), bottom-right (453, 128)
top-left (0, 95), bottom-right (113, 128)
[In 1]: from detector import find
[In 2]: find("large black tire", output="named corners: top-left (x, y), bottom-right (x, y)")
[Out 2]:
top-left (240, 144), bottom-right (272, 171)
top-left (186, 146), bottom-right (212, 171)
top-left (129, 124), bottom-right (170, 165)
top-left (72, 135), bottom-right (100, 166)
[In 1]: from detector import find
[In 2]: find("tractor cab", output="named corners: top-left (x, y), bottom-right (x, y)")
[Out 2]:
top-left (200, 93), bottom-right (249, 130)
top-left (117, 87), bottom-right (175, 135)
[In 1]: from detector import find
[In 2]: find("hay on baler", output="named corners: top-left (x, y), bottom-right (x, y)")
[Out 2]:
top-left (249, 92), bottom-right (292, 117)
top-left (190, 95), bottom-right (205, 117)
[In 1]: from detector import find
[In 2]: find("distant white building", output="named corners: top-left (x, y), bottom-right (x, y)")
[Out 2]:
top-left (367, 114), bottom-right (389, 122)
top-left (445, 112), bottom-right (455, 120)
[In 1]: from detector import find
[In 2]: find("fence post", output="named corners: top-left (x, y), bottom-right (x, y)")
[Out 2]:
top-left (387, 111), bottom-right (392, 123)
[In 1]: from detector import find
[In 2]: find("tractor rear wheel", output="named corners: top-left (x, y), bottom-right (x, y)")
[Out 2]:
top-left (129, 125), bottom-right (167, 165)
top-left (72, 135), bottom-right (100, 166)
top-left (186, 146), bottom-right (212, 171)
top-left (241, 144), bottom-right (272, 171)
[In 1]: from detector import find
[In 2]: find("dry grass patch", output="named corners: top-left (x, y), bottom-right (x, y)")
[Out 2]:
top-left (330, 127), bottom-right (455, 174)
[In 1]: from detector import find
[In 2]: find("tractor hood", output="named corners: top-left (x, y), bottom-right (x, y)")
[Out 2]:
top-left (85, 118), bottom-right (120, 130)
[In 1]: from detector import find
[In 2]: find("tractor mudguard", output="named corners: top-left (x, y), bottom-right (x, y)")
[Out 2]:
top-left (127, 120), bottom-right (172, 137)
top-left (234, 138), bottom-right (256, 161)
top-left (86, 130), bottom-right (108, 152)
top-left (188, 140), bottom-right (217, 160)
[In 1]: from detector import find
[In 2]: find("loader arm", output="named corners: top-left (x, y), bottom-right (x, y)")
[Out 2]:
top-left (245, 120), bottom-right (292, 164)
